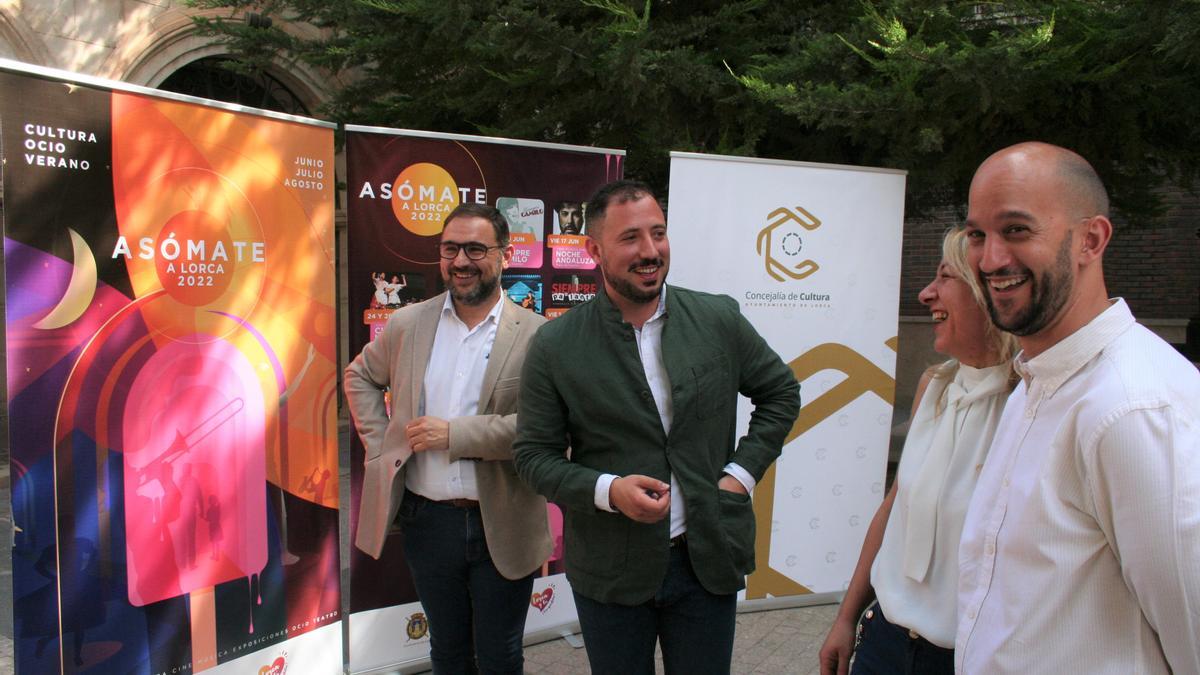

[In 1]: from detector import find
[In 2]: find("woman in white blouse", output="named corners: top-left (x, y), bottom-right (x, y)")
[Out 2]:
top-left (819, 228), bottom-right (1018, 675)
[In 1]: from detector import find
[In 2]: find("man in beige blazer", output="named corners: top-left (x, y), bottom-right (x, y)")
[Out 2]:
top-left (346, 203), bottom-right (551, 675)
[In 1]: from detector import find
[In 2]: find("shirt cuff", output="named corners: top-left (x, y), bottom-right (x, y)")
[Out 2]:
top-left (722, 463), bottom-right (755, 493)
top-left (595, 473), bottom-right (619, 512)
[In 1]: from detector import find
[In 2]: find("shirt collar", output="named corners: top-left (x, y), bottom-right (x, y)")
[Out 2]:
top-left (441, 291), bottom-right (505, 328)
top-left (1013, 298), bottom-right (1135, 394)
top-left (646, 286), bottom-right (668, 325)
top-left (596, 284), bottom-right (669, 325)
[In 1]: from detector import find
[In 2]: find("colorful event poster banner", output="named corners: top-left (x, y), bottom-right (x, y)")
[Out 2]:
top-left (1, 64), bottom-right (341, 674)
top-left (344, 125), bottom-right (622, 672)
top-left (666, 152), bottom-right (906, 603)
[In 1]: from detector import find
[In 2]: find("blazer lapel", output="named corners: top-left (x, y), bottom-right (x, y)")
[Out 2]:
top-left (409, 293), bottom-right (445, 419)
top-left (477, 300), bottom-right (520, 413)
top-left (659, 288), bottom-right (691, 438)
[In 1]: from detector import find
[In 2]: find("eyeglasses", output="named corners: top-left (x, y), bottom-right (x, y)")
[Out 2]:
top-left (438, 242), bottom-right (503, 260)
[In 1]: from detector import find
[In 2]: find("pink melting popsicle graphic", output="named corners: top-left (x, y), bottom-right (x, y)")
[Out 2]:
top-left (122, 337), bottom-right (267, 607)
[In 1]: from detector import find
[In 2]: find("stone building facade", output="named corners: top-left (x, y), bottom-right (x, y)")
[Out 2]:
top-left (0, 1), bottom-right (329, 110)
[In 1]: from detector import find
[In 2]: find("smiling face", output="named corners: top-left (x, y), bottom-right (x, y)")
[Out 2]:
top-left (919, 259), bottom-right (997, 367)
top-left (585, 195), bottom-right (670, 309)
top-left (439, 215), bottom-right (511, 307)
top-left (964, 148), bottom-right (1088, 350)
top-left (980, 225), bottom-right (1075, 339)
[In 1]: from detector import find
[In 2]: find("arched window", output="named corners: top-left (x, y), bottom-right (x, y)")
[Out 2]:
top-left (157, 56), bottom-right (310, 116)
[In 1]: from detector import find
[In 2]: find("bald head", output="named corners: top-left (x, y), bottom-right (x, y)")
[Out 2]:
top-left (977, 142), bottom-right (1109, 220)
top-left (965, 141), bottom-right (1115, 356)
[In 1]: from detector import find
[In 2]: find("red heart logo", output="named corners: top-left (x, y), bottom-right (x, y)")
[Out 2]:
top-left (530, 587), bottom-right (554, 611)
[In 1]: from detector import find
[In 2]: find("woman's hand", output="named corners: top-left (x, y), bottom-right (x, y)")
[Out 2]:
top-left (819, 615), bottom-right (857, 675)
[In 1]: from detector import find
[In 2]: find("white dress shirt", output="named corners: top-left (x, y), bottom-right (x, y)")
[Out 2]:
top-left (871, 362), bottom-right (1010, 648)
top-left (405, 294), bottom-right (504, 501)
top-left (956, 299), bottom-right (1200, 674)
top-left (592, 289), bottom-right (755, 538)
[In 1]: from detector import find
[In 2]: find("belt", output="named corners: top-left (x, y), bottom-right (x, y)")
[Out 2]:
top-left (409, 491), bottom-right (479, 509)
top-left (669, 532), bottom-right (687, 548)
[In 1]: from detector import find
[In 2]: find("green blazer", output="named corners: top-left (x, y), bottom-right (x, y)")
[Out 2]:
top-left (513, 285), bottom-right (799, 604)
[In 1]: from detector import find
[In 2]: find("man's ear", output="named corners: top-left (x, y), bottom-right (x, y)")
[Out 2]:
top-left (585, 236), bottom-right (602, 265)
top-left (1079, 215), bottom-right (1112, 264)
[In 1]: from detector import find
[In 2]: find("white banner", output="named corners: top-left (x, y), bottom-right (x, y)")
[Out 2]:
top-left (667, 152), bottom-right (906, 598)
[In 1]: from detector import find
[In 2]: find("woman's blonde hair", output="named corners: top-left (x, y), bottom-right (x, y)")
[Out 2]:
top-left (929, 228), bottom-right (1020, 392)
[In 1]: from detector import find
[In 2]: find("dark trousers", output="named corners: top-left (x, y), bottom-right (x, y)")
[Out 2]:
top-left (572, 543), bottom-right (736, 675)
top-left (851, 602), bottom-right (954, 675)
top-left (399, 490), bottom-right (534, 675)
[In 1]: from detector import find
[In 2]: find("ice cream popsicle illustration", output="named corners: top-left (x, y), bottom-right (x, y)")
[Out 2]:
top-left (123, 337), bottom-right (267, 607)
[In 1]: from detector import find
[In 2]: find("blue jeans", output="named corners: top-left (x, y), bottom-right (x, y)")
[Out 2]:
top-left (399, 490), bottom-right (534, 675)
top-left (572, 543), bottom-right (736, 674)
top-left (851, 602), bottom-right (954, 675)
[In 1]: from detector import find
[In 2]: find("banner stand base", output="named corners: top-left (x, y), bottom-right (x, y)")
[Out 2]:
top-left (737, 591), bottom-right (843, 614)
top-left (559, 631), bottom-right (585, 649)
top-left (521, 621), bottom-right (582, 649)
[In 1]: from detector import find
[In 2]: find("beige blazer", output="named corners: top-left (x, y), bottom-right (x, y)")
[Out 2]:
top-left (345, 292), bottom-right (552, 579)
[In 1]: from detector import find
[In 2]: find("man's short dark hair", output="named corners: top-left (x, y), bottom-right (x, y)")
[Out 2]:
top-left (443, 202), bottom-right (510, 248)
top-left (584, 180), bottom-right (658, 237)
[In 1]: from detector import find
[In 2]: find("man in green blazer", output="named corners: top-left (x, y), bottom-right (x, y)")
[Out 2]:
top-left (346, 204), bottom-right (551, 674)
top-left (513, 180), bottom-right (800, 674)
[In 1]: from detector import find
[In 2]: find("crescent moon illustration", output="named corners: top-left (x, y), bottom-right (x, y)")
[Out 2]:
top-left (34, 228), bottom-right (97, 329)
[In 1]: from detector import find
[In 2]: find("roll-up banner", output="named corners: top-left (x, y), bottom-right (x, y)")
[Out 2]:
top-left (343, 125), bottom-right (623, 672)
top-left (1, 61), bottom-right (341, 674)
top-left (666, 152), bottom-right (906, 604)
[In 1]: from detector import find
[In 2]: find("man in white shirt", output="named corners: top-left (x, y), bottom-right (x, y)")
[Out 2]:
top-left (346, 204), bottom-right (551, 674)
top-left (956, 141), bottom-right (1200, 674)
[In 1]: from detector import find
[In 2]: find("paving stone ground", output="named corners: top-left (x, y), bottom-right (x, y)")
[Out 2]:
top-left (520, 603), bottom-right (838, 675)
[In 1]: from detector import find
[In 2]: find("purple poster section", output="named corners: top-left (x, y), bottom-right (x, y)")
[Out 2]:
top-left (344, 127), bottom-right (623, 670)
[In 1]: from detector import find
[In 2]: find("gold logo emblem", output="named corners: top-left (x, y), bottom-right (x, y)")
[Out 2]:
top-left (756, 206), bottom-right (821, 282)
top-left (406, 612), bottom-right (429, 640)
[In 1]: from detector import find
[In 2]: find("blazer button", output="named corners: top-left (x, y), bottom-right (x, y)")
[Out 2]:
top-left (395, 459), bottom-right (402, 467)
top-left (640, 390), bottom-right (651, 400)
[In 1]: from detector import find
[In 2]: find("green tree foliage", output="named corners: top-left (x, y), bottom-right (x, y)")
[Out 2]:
top-left (191, 0), bottom-right (805, 193)
top-left (192, 1), bottom-right (1198, 219)
top-left (739, 1), bottom-right (1200, 218)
